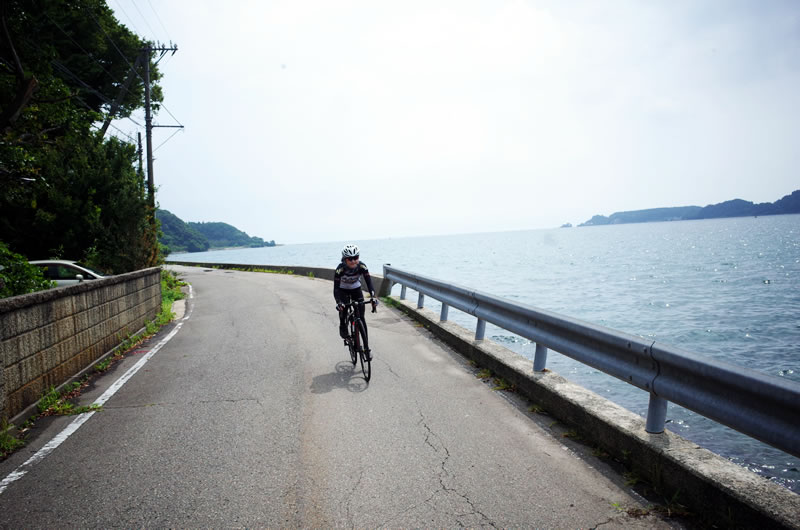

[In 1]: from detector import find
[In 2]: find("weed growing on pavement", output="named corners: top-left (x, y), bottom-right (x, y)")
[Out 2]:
top-left (492, 377), bottom-right (514, 391)
top-left (476, 368), bottom-right (492, 379)
top-left (37, 383), bottom-right (102, 416)
top-left (1, 270), bottom-right (189, 462)
top-left (624, 471), bottom-right (641, 486)
top-left (380, 296), bottom-right (401, 309)
top-left (528, 403), bottom-right (547, 415)
top-left (563, 429), bottom-right (583, 441)
top-left (0, 420), bottom-right (24, 458)
top-left (94, 356), bottom-right (113, 373)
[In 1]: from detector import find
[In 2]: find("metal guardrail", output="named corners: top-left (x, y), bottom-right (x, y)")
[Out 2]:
top-left (382, 264), bottom-right (800, 458)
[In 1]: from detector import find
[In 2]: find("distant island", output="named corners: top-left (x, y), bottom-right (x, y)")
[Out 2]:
top-left (578, 190), bottom-right (800, 227)
top-left (156, 209), bottom-right (276, 254)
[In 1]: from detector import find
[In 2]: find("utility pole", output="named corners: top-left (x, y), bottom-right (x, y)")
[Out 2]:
top-left (142, 42), bottom-right (180, 209)
top-left (137, 132), bottom-right (143, 179)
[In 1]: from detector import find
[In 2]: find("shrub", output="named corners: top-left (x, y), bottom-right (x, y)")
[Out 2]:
top-left (0, 241), bottom-right (54, 298)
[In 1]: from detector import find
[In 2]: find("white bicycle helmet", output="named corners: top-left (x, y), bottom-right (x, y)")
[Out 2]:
top-left (342, 244), bottom-right (360, 258)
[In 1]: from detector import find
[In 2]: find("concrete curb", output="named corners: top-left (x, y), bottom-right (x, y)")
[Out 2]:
top-left (387, 297), bottom-right (799, 529)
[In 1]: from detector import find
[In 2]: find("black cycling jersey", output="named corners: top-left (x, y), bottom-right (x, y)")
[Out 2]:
top-left (334, 260), bottom-right (375, 303)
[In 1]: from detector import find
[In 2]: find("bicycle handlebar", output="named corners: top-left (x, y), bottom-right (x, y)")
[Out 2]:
top-left (338, 298), bottom-right (378, 313)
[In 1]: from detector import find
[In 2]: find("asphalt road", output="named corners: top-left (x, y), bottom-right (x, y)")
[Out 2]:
top-left (0, 265), bottom-right (681, 528)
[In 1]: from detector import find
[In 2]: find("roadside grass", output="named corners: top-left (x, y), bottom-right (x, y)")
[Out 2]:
top-left (528, 403), bottom-right (547, 415)
top-left (0, 268), bottom-right (188, 461)
top-left (1, 420), bottom-right (24, 459)
top-left (492, 377), bottom-right (514, 391)
top-left (380, 296), bottom-right (402, 309)
top-left (611, 492), bottom-right (692, 520)
top-left (562, 429), bottom-right (583, 441)
top-left (37, 383), bottom-right (103, 417)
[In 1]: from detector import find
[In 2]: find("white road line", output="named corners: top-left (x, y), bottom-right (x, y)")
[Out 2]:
top-left (0, 283), bottom-right (194, 496)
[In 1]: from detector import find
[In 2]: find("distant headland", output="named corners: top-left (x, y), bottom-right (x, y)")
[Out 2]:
top-left (578, 190), bottom-right (800, 227)
top-left (156, 209), bottom-right (276, 254)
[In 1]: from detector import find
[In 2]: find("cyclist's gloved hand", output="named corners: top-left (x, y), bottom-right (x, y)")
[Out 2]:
top-left (336, 303), bottom-right (344, 312)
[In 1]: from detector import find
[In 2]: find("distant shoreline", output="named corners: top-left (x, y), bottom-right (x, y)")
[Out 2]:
top-left (209, 244), bottom-right (283, 251)
top-left (577, 190), bottom-right (799, 227)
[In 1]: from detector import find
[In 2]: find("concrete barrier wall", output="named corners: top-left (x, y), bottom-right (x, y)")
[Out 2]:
top-left (0, 267), bottom-right (162, 421)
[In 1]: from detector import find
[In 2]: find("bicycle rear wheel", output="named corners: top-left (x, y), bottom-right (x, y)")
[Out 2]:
top-left (348, 319), bottom-right (357, 365)
top-left (356, 319), bottom-right (371, 382)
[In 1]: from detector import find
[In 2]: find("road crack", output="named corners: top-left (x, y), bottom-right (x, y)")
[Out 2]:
top-left (345, 469), bottom-right (365, 528)
top-left (591, 517), bottom-right (616, 529)
top-left (379, 357), bottom-right (401, 379)
top-left (416, 405), bottom-right (497, 528)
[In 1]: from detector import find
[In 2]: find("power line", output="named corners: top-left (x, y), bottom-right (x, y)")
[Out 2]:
top-left (80, 98), bottom-right (136, 145)
top-left (146, 0), bottom-right (172, 43)
top-left (106, 122), bottom-right (138, 144)
top-left (131, 1), bottom-right (160, 40)
top-left (85, 6), bottom-right (145, 86)
top-left (41, 10), bottom-right (124, 88)
top-left (23, 21), bottom-right (145, 130)
top-left (49, 58), bottom-right (143, 127)
top-left (83, 8), bottom-right (184, 134)
top-left (153, 127), bottom-right (182, 153)
top-left (156, 102), bottom-right (183, 127)
top-left (109, 0), bottom-right (142, 35)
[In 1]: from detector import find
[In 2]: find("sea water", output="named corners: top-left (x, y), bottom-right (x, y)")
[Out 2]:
top-left (170, 214), bottom-right (800, 491)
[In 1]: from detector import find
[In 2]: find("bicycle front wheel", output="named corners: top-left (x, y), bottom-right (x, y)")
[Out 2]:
top-left (356, 319), bottom-right (371, 382)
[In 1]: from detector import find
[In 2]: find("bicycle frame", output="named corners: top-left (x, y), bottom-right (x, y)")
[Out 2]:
top-left (340, 298), bottom-right (377, 381)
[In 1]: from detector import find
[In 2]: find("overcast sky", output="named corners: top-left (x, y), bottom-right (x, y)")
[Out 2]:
top-left (109, 0), bottom-right (800, 244)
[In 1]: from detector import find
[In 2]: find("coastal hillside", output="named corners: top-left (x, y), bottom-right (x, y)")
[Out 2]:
top-left (579, 190), bottom-right (800, 226)
top-left (157, 210), bottom-right (209, 253)
top-left (188, 221), bottom-right (275, 249)
top-left (156, 209), bottom-right (275, 254)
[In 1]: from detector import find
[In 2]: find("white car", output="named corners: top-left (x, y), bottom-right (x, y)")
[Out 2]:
top-left (29, 260), bottom-right (106, 287)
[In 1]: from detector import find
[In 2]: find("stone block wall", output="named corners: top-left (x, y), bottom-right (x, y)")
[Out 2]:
top-left (0, 267), bottom-right (162, 421)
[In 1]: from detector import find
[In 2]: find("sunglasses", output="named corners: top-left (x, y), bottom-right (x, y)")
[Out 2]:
top-left (345, 256), bottom-right (359, 262)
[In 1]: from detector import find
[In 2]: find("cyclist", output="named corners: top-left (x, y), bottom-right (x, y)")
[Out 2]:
top-left (334, 244), bottom-right (377, 356)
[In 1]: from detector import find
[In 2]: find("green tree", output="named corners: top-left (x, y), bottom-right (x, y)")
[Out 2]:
top-left (1, 0), bottom-right (164, 273)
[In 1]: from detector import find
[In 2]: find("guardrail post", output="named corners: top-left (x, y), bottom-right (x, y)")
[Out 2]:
top-left (400, 285), bottom-right (407, 300)
top-left (417, 293), bottom-right (425, 309)
top-left (475, 319), bottom-right (486, 340)
top-left (645, 394), bottom-right (668, 434)
top-left (533, 343), bottom-right (548, 372)
top-left (378, 264), bottom-right (393, 297)
top-left (440, 303), bottom-right (449, 322)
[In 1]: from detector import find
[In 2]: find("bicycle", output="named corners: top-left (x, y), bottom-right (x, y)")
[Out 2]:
top-left (340, 297), bottom-right (377, 381)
